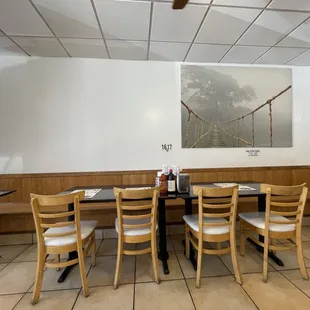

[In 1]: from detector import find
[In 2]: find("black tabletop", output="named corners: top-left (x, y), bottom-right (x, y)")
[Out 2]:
top-left (178, 182), bottom-right (264, 199)
top-left (61, 185), bottom-right (178, 203)
top-left (0, 190), bottom-right (16, 198)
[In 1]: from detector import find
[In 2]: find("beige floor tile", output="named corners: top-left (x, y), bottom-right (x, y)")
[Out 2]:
top-left (15, 290), bottom-right (79, 310)
top-left (0, 245), bottom-right (30, 263)
top-left (103, 228), bottom-right (118, 239)
top-left (13, 245), bottom-right (55, 263)
top-left (302, 227), bottom-right (310, 238)
top-left (187, 276), bottom-right (257, 310)
top-left (221, 247), bottom-right (275, 274)
top-left (74, 284), bottom-right (133, 310)
top-left (258, 245), bottom-right (310, 271)
top-left (170, 234), bottom-right (185, 251)
top-left (135, 280), bottom-right (195, 310)
top-left (281, 268), bottom-right (310, 297)
top-left (29, 259), bottom-right (91, 292)
top-left (97, 239), bottom-right (135, 256)
top-left (242, 272), bottom-right (310, 310)
top-left (0, 262), bottom-right (37, 294)
top-left (136, 251), bottom-right (183, 283)
top-left (0, 263), bottom-right (7, 272)
top-left (301, 241), bottom-right (310, 260)
top-left (87, 255), bottom-right (135, 287)
top-left (176, 251), bottom-right (230, 279)
top-left (0, 294), bottom-right (23, 310)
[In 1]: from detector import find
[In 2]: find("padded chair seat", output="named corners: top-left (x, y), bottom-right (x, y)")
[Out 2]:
top-left (183, 214), bottom-right (230, 235)
top-left (115, 218), bottom-right (158, 236)
top-left (44, 220), bottom-right (97, 247)
top-left (239, 212), bottom-right (296, 232)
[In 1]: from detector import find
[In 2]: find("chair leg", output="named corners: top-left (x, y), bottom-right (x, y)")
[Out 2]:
top-left (114, 237), bottom-right (123, 289)
top-left (296, 229), bottom-right (309, 280)
top-left (196, 237), bottom-right (203, 288)
top-left (55, 254), bottom-right (60, 271)
top-left (77, 244), bottom-right (89, 297)
top-left (217, 242), bottom-right (222, 250)
top-left (263, 232), bottom-right (269, 283)
top-left (271, 238), bottom-right (277, 256)
top-left (32, 246), bottom-right (45, 304)
top-left (91, 233), bottom-right (96, 267)
top-left (151, 234), bottom-right (160, 284)
top-left (239, 219), bottom-right (246, 257)
top-left (230, 231), bottom-right (242, 285)
top-left (185, 224), bottom-right (190, 259)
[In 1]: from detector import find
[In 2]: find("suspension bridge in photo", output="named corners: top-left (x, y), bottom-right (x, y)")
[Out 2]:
top-left (182, 85), bottom-right (292, 148)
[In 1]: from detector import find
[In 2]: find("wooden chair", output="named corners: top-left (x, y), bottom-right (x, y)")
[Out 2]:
top-left (184, 185), bottom-right (242, 288)
top-left (30, 191), bottom-right (97, 304)
top-left (239, 183), bottom-right (309, 283)
top-left (113, 187), bottom-right (160, 289)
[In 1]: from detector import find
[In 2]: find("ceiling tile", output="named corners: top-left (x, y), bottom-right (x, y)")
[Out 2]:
top-left (186, 44), bottom-right (231, 62)
top-left (221, 45), bottom-right (270, 63)
top-left (268, 0), bottom-right (310, 10)
top-left (196, 7), bottom-right (261, 44)
top-left (0, 0), bottom-right (53, 36)
top-left (160, 0), bottom-right (211, 3)
top-left (254, 47), bottom-right (307, 64)
top-left (60, 38), bottom-right (108, 58)
top-left (213, 0), bottom-right (268, 7)
top-left (94, 0), bottom-right (151, 40)
top-left (238, 10), bottom-right (310, 46)
top-left (33, 0), bottom-right (101, 38)
top-left (106, 40), bottom-right (148, 60)
top-left (0, 37), bottom-right (26, 56)
top-left (149, 42), bottom-right (190, 61)
top-left (12, 37), bottom-right (68, 57)
top-left (277, 19), bottom-right (310, 47)
top-left (151, 3), bottom-right (207, 42)
top-left (287, 49), bottom-right (310, 65)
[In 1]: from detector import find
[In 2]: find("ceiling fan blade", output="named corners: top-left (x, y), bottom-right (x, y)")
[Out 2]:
top-left (172, 0), bottom-right (189, 10)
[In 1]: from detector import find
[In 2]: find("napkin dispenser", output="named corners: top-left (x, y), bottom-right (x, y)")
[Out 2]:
top-left (177, 173), bottom-right (190, 193)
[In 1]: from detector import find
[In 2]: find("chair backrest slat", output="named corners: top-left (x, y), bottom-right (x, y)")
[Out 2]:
top-left (193, 185), bottom-right (238, 235)
top-left (30, 191), bottom-right (85, 244)
top-left (260, 183), bottom-right (307, 232)
top-left (113, 187), bottom-right (160, 235)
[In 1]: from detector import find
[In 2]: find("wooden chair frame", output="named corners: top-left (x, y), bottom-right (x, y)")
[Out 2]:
top-left (30, 191), bottom-right (96, 304)
top-left (185, 185), bottom-right (242, 288)
top-left (113, 187), bottom-right (160, 289)
top-left (240, 183), bottom-right (309, 282)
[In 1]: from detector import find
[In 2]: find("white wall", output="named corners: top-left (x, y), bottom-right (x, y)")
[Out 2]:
top-left (0, 56), bottom-right (309, 174)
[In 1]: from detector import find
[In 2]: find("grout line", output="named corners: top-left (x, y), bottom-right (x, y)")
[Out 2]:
top-left (28, 0), bottom-right (71, 57)
top-left (278, 270), bottom-right (310, 299)
top-left (219, 0), bottom-right (273, 63)
top-left (183, 0), bottom-right (215, 62)
top-left (70, 288), bottom-right (83, 310)
top-left (146, 2), bottom-right (154, 60)
top-left (252, 15), bottom-right (310, 64)
top-left (171, 237), bottom-right (197, 310)
top-left (90, 0), bottom-right (111, 59)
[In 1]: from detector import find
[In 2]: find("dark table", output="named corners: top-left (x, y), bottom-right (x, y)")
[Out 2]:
top-left (178, 182), bottom-right (284, 271)
top-left (57, 185), bottom-right (178, 283)
top-left (0, 190), bottom-right (16, 198)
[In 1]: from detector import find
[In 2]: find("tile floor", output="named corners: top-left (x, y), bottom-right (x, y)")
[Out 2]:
top-left (0, 229), bottom-right (310, 309)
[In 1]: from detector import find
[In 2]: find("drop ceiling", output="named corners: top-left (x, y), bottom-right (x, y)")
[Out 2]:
top-left (0, 0), bottom-right (310, 65)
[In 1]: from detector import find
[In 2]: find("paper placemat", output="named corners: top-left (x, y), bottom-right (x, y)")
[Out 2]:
top-left (71, 189), bottom-right (101, 199)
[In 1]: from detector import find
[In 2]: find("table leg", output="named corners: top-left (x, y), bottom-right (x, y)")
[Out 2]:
top-left (184, 199), bottom-right (197, 271)
top-left (158, 199), bottom-right (169, 275)
top-left (248, 195), bottom-right (284, 267)
top-left (58, 202), bottom-right (78, 283)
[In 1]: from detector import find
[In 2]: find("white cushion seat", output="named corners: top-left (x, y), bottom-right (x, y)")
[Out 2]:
top-left (183, 214), bottom-right (230, 235)
top-left (115, 218), bottom-right (158, 236)
top-left (44, 220), bottom-right (97, 247)
top-left (239, 212), bottom-right (296, 232)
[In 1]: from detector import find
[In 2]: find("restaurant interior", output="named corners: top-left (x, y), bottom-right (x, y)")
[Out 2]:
top-left (1, 0), bottom-right (310, 309)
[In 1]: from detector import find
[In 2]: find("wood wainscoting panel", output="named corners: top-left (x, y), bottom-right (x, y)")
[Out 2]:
top-left (0, 166), bottom-right (309, 234)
